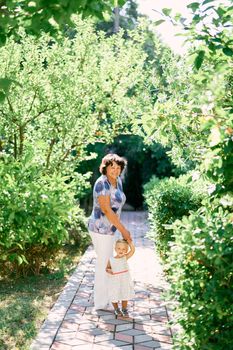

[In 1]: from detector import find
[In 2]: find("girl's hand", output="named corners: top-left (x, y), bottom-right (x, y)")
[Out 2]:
top-left (106, 267), bottom-right (113, 275)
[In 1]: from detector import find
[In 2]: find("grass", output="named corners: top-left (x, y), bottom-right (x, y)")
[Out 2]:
top-left (0, 243), bottom-right (89, 350)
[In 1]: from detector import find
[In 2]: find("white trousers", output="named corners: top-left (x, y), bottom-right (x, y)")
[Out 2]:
top-left (89, 231), bottom-right (115, 309)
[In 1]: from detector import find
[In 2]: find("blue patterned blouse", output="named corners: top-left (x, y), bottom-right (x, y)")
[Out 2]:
top-left (88, 175), bottom-right (126, 235)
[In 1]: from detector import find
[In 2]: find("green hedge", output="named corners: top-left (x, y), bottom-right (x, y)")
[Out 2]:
top-left (167, 203), bottom-right (233, 350)
top-left (143, 173), bottom-right (205, 259)
top-left (0, 156), bottom-right (87, 276)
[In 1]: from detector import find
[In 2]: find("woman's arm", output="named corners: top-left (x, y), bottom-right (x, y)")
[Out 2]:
top-left (126, 241), bottom-right (135, 260)
top-left (98, 195), bottom-right (132, 242)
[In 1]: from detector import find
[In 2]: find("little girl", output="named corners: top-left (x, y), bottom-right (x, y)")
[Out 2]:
top-left (106, 239), bottom-right (135, 317)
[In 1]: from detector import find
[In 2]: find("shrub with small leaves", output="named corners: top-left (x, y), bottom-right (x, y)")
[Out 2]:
top-left (167, 203), bottom-right (233, 350)
top-left (0, 153), bottom-right (87, 276)
top-left (144, 173), bottom-right (206, 259)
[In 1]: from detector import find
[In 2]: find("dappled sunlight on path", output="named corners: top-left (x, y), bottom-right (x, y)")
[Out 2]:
top-left (30, 212), bottom-right (174, 350)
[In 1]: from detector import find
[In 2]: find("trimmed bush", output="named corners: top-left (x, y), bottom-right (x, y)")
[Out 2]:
top-left (167, 203), bottom-right (233, 350)
top-left (0, 155), bottom-right (87, 276)
top-left (143, 173), bottom-right (205, 259)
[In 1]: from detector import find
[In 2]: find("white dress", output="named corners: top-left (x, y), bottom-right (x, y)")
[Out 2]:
top-left (107, 256), bottom-right (135, 303)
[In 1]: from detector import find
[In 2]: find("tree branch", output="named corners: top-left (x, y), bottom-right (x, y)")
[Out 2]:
top-left (23, 106), bottom-right (57, 127)
top-left (46, 138), bottom-right (56, 169)
top-left (27, 89), bottom-right (38, 115)
top-left (13, 133), bottom-right (17, 159)
top-left (18, 124), bottom-right (24, 156)
top-left (55, 143), bottom-right (78, 169)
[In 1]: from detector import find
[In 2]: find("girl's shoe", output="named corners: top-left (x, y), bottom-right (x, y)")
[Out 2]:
top-left (121, 308), bottom-right (129, 317)
top-left (114, 308), bottom-right (122, 317)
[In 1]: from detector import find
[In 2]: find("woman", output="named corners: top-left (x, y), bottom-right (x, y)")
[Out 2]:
top-left (88, 153), bottom-right (132, 310)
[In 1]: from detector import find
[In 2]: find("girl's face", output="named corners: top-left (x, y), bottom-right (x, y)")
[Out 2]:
top-left (106, 161), bottom-right (121, 180)
top-left (115, 242), bottom-right (128, 257)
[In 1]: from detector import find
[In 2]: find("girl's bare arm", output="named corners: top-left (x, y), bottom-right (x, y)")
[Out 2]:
top-left (126, 241), bottom-right (135, 260)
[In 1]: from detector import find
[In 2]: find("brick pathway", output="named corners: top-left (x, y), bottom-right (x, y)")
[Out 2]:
top-left (30, 211), bottom-right (173, 350)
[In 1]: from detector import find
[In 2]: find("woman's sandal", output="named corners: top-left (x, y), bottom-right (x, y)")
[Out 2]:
top-left (121, 308), bottom-right (129, 317)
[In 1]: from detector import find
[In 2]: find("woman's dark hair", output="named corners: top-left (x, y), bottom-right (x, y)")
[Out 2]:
top-left (99, 153), bottom-right (127, 175)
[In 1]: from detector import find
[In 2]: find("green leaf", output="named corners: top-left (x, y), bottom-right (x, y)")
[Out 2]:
top-left (0, 78), bottom-right (22, 93)
top-left (0, 33), bottom-right (6, 46)
top-left (154, 19), bottom-right (165, 26)
top-left (203, 0), bottom-right (214, 5)
top-left (208, 42), bottom-right (216, 52)
top-left (222, 47), bottom-right (233, 56)
top-left (193, 14), bottom-right (201, 23)
top-left (172, 123), bottom-right (179, 135)
top-left (17, 255), bottom-right (23, 265)
top-left (118, 0), bottom-right (127, 6)
top-left (0, 78), bottom-right (12, 92)
top-left (203, 5), bottom-right (215, 12)
top-left (162, 8), bottom-right (172, 16)
top-left (194, 50), bottom-right (205, 69)
top-left (0, 91), bottom-right (5, 102)
top-left (215, 6), bottom-right (226, 17)
top-left (187, 2), bottom-right (200, 12)
top-left (174, 13), bottom-right (182, 21)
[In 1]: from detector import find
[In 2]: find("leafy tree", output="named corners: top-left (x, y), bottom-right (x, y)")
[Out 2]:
top-left (96, 0), bottom-right (139, 35)
top-left (0, 17), bottom-right (148, 176)
top-left (0, 16), bottom-right (151, 274)
top-left (141, 1), bottom-right (233, 348)
top-left (0, 0), bottom-right (127, 45)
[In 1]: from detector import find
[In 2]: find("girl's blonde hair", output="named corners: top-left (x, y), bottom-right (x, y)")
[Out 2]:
top-left (115, 239), bottom-right (129, 249)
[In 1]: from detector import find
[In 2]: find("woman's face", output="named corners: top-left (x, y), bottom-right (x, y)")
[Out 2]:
top-left (106, 161), bottom-right (121, 179)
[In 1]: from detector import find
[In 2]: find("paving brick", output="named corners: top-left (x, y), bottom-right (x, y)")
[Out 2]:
top-left (50, 341), bottom-right (72, 350)
top-left (151, 315), bottom-right (168, 322)
top-left (134, 334), bottom-right (154, 343)
top-left (133, 315), bottom-right (151, 322)
top-left (104, 319), bottom-right (130, 325)
top-left (72, 299), bottom-right (93, 307)
top-left (115, 332), bottom-right (133, 343)
top-left (95, 339), bottom-right (128, 347)
top-left (55, 331), bottom-right (77, 343)
top-left (72, 344), bottom-right (94, 349)
top-left (85, 328), bottom-right (105, 336)
top-left (134, 292), bottom-right (150, 299)
top-left (94, 333), bottom-right (114, 342)
top-left (78, 322), bottom-right (98, 331)
top-left (115, 323), bottom-right (134, 332)
top-left (100, 314), bottom-right (116, 321)
top-left (75, 331), bottom-right (95, 342)
top-left (134, 345), bottom-right (154, 350)
top-left (69, 304), bottom-right (86, 313)
top-left (136, 324), bottom-right (171, 336)
top-left (136, 319), bottom-right (163, 326)
top-left (92, 345), bottom-right (110, 350)
top-left (84, 314), bottom-right (100, 322)
top-left (64, 317), bottom-right (89, 325)
top-left (97, 322), bottom-right (115, 332)
top-left (159, 345), bottom-right (173, 350)
top-left (122, 329), bottom-right (145, 336)
top-left (134, 323), bottom-right (145, 331)
top-left (152, 334), bottom-right (173, 344)
top-left (139, 340), bottom-right (161, 348)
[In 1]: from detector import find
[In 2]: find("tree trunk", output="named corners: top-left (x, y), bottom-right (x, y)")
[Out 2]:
top-left (113, 0), bottom-right (120, 33)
